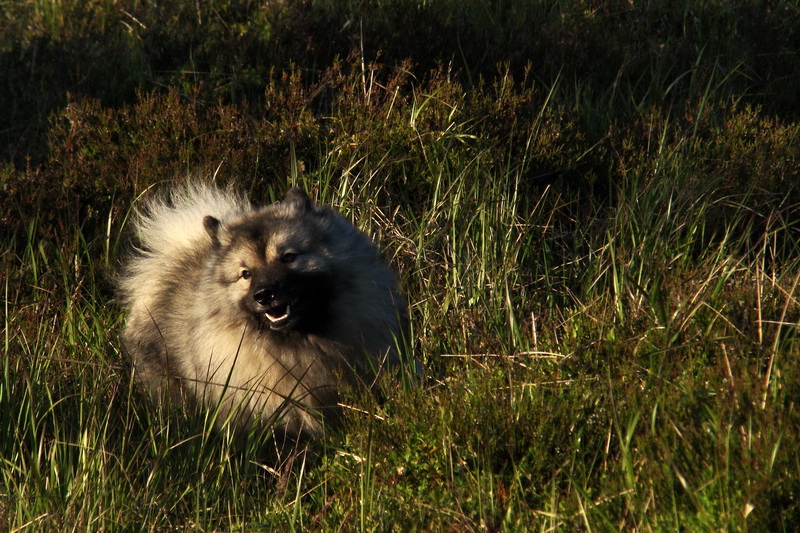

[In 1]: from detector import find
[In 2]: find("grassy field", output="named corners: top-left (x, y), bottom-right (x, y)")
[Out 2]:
top-left (3, 0), bottom-right (800, 530)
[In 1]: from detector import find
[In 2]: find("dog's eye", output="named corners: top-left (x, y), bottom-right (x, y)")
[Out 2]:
top-left (282, 252), bottom-right (298, 264)
top-left (241, 269), bottom-right (251, 279)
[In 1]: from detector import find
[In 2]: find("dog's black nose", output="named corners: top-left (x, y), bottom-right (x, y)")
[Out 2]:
top-left (253, 286), bottom-right (277, 306)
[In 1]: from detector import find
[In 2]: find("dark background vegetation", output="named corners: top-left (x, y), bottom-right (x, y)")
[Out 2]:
top-left (3, 1), bottom-right (799, 220)
top-left (3, 0), bottom-right (800, 530)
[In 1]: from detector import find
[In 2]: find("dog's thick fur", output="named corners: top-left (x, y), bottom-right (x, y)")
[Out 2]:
top-left (118, 185), bottom-right (405, 443)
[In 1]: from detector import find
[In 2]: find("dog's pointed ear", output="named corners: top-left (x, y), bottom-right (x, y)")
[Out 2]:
top-left (282, 187), bottom-right (313, 213)
top-left (204, 215), bottom-right (222, 247)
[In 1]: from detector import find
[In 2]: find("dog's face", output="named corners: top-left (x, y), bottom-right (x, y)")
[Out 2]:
top-left (204, 189), bottom-right (338, 333)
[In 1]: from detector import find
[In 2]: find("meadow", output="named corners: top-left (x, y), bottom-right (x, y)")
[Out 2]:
top-left (2, 1), bottom-right (800, 530)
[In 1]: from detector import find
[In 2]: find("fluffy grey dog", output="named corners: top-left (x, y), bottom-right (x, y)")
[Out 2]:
top-left (118, 184), bottom-right (406, 443)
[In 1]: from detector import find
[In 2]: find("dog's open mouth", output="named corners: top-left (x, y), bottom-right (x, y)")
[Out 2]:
top-left (264, 303), bottom-right (293, 329)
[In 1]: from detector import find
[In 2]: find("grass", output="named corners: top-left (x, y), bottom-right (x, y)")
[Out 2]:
top-left (3, 0), bottom-right (800, 530)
